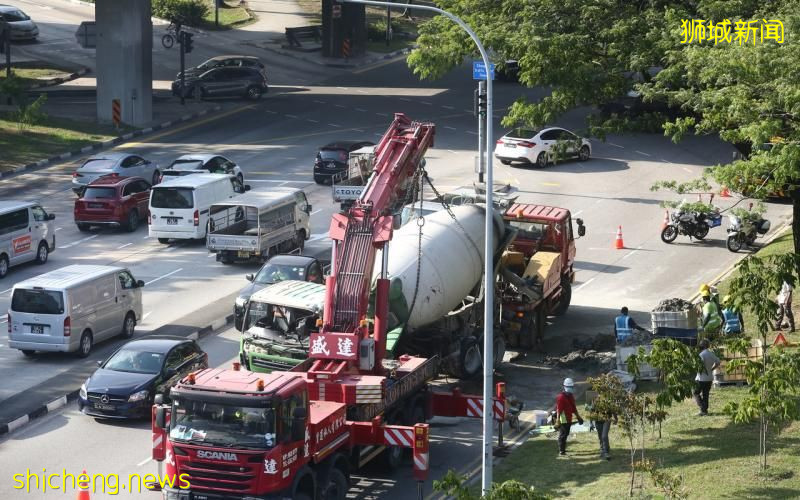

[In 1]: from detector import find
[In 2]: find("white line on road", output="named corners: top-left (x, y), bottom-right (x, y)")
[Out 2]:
top-left (55, 227), bottom-right (63, 231)
top-left (421, 101), bottom-right (433, 105)
top-left (444, 126), bottom-right (457, 131)
top-left (117, 242), bottom-right (133, 249)
top-left (575, 277), bottom-right (596, 292)
top-left (447, 150), bottom-right (458, 154)
top-left (313, 100), bottom-right (326, 104)
top-left (573, 210), bottom-right (583, 217)
top-left (441, 105), bottom-right (455, 110)
top-left (142, 312), bottom-right (153, 321)
top-left (285, 114), bottom-right (298, 119)
top-left (635, 150), bottom-right (651, 156)
top-left (466, 130), bottom-right (478, 135)
top-left (145, 268), bottom-right (183, 286)
top-left (328, 123), bottom-right (342, 128)
top-left (311, 209), bottom-right (322, 215)
top-left (1, 288), bottom-right (12, 294)
top-left (137, 457), bottom-right (152, 467)
top-left (355, 108), bottom-right (367, 112)
top-left (265, 110), bottom-right (277, 114)
top-left (59, 234), bottom-right (97, 249)
top-left (608, 142), bottom-right (624, 148)
top-left (0, 317), bottom-right (7, 323)
top-left (622, 244), bottom-right (645, 260)
top-left (375, 112), bottom-right (389, 117)
top-left (353, 129), bottom-right (365, 133)
top-left (399, 97), bottom-right (411, 102)
top-left (307, 234), bottom-right (330, 242)
top-left (335, 104), bottom-right (346, 108)
top-left (306, 119), bottom-right (319, 123)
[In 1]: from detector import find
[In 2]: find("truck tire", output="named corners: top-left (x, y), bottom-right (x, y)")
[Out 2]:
top-left (493, 335), bottom-right (506, 369)
top-left (321, 468), bottom-right (348, 500)
top-left (459, 338), bottom-right (483, 379)
top-left (553, 280), bottom-right (571, 316)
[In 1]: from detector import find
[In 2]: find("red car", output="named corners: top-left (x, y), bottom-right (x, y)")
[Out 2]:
top-left (74, 176), bottom-right (151, 232)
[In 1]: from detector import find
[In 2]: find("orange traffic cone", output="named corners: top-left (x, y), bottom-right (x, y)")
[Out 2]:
top-left (614, 226), bottom-right (625, 249)
top-left (661, 210), bottom-right (669, 231)
top-left (76, 469), bottom-right (90, 500)
top-left (719, 186), bottom-right (731, 198)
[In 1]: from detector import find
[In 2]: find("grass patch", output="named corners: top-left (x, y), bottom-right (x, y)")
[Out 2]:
top-left (0, 114), bottom-right (123, 172)
top-left (0, 67), bottom-right (71, 89)
top-left (201, 1), bottom-right (255, 30)
top-left (494, 384), bottom-right (800, 499)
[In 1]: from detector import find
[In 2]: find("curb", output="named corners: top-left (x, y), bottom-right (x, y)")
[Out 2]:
top-left (26, 67), bottom-right (91, 91)
top-left (261, 44), bottom-right (413, 69)
top-left (0, 105), bottom-right (223, 180)
top-left (0, 313), bottom-right (234, 437)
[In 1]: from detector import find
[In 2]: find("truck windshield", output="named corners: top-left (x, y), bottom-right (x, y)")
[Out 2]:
top-left (243, 302), bottom-right (316, 339)
top-left (170, 399), bottom-right (277, 449)
top-left (508, 220), bottom-right (548, 240)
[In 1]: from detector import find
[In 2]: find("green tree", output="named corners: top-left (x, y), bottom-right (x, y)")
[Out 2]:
top-left (433, 469), bottom-right (549, 499)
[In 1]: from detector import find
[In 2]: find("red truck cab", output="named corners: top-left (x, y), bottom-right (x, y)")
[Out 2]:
top-left (73, 176), bottom-right (151, 232)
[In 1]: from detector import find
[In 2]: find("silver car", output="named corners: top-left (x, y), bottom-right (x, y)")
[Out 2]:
top-left (0, 5), bottom-right (38, 41)
top-left (72, 153), bottom-right (161, 195)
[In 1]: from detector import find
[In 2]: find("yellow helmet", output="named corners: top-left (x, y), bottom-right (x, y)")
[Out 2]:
top-left (722, 295), bottom-right (731, 305)
top-left (701, 289), bottom-right (711, 298)
top-left (699, 283), bottom-right (710, 293)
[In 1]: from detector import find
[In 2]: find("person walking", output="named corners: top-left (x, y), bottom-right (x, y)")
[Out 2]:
top-left (775, 278), bottom-right (795, 333)
top-left (555, 378), bottom-right (583, 456)
top-left (721, 295), bottom-right (744, 335)
top-left (694, 339), bottom-right (720, 416)
top-left (614, 307), bottom-right (648, 343)
top-left (700, 291), bottom-right (722, 336)
top-left (586, 393), bottom-right (616, 461)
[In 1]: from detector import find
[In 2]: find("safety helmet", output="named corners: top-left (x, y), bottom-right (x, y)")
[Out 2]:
top-left (701, 289), bottom-right (711, 298)
top-left (563, 378), bottom-right (575, 388)
top-left (699, 283), bottom-right (710, 294)
top-left (722, 295), bottom-right (731, 305)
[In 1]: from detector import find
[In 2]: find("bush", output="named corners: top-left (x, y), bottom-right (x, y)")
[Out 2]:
top-left (367, 20), bottom-right (402, 42)
top-left (152, 0), bottom-right (209, 26)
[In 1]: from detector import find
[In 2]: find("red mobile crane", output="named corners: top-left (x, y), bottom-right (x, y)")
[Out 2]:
top-left (150, 114), bottom-right (506, 500)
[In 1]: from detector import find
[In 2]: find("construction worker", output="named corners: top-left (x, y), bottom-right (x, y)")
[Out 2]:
top-left (721, 295), bottom-right (744, 335)
top-left (555, 378), bottom-right (584, 456)
top-left (699, 291), bottom-right (722, 336)
top-left (614, 307), bottom-right (648, 343)
top-left (700, 283), bottom-right (724, 323)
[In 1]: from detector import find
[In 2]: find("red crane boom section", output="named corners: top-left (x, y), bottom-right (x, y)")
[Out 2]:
top-left (307, 113), bottom-right (434, 376)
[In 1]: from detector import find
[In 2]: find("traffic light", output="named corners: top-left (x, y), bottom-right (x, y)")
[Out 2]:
top-left (181, 32), bottom-right (194, 54)
top-left (475, 89), bottom-right (487, 117)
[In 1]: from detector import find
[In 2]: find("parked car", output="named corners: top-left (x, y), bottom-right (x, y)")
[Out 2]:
top-left (313, 141), bottom-right (375, 184)
top-left (494, 127), bottom-right (591, 167)
top-left (0, 5), bottom-right (38, 41)
top-left (72, 153), bottom-right (160, 195)
top-left (234, 254), bottom-right (324, 330)
top-left (171, 67), bottom-right (268, 101)
top-left (0, 201), bottom-right (56, 279)
top-left (74, 176), bottom-right (151, 232)
top-left (177, 55), bottom-right (266, 79)
top-left (161, 154), bottom-right (244, 184)
top-left (78, 336), bottom-right (208, 419)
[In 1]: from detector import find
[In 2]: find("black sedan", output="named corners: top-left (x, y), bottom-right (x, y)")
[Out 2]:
top-left (313, 141), bottom-right (374, 184)
top-left (234, 254), bottom-right (324, 330)
top-left (78, 337), bottom-right (208, 419)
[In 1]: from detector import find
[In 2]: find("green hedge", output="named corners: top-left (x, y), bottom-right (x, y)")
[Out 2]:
top-left (152, 0), bottom-right (210, 26)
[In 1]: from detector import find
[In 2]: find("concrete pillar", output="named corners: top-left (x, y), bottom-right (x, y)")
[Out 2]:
top-left (95, 0), bottom-right (152, 126)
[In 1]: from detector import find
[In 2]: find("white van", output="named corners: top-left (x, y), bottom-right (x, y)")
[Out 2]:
top-left (8, 265), bottom-right (144, 357)
top-left (0, 201), bottom-right (57, 279)
top-left (207, 188), bottom-right (312, 263)
top-left (148, 173), bottom-right (248, 244)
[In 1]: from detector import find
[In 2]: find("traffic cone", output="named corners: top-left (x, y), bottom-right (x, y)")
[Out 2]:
top-left (661, 210), bottom-right (669, 231)
top-left (719, 186), bottom-right (731, 198)
top-left (76, 469), bottom-right (90, 500)
top-left (614, 226), bottom-right (625, 249)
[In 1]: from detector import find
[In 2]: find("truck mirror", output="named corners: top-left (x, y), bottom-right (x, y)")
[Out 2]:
top-left (291, 407), bottom-right (307, 441)
top-left (392, 214), bottom-right (402, 230)
top-left (155, 406), bottom-right (166, 429)
top-left (154, 394), bottom-right (164, 405)
top-left (576, 218), bottom-right (586, 237)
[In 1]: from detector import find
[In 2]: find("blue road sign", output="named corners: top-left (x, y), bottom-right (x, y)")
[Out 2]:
top-left (472, 61), bottom-right (495, 80)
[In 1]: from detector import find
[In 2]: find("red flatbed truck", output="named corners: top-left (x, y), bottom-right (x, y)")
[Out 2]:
top-left (150, 114), bottom-right (506, 499)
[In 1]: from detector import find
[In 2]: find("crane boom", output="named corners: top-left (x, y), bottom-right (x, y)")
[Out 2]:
top-left (307, 113), bottom-right (435, 376)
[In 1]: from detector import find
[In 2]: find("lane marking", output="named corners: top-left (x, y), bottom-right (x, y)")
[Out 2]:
top-left (306, 119), bottom-right (319, 123)
top-left (55, 227), bottom-right (63, 231)
top-left (313, 100), bottom-right (326, 104)
top-left (145, 268), bottom-right (183, 286)
top-left (608, 142), bottom-right (624, 148)
top-left (137, 457), bottom-right (152, 467)
top-left (441, 105), bottom-right (455, 110)
top-left (541, 182), bottom-right (560, 186)
top-left (683, 167), bottom-right (693, 173)
top-left (466, 130), bottom-right (478, 135)
top-left (635, 150), bottom-right (651, 156)
top-left (334, 104), bottom-right (346, 108)
top-left (285, 114), bottom-right (298, 119)
top-left (1, 288), bottom-right (13, 294)
top-left (311, 209), bottom-right (322, 215)
top-left (375, 112), bottom-right (389, 117)
top-left (621, 244), bottom-right (645, 260)
top-left (117, 242), bottom-right (133, 249)
top-left (447, 149), bottom-right (458, 154)
top-left (142, 311), bottom-right (153, 321)
top-left (265, 110), bottom-right (277, 114)
top-left (444, 126), bottom-right (457, 131)
top-left (573, 210), bottom-right (583, 217)
top-left (421, 101), bottom-right (433, 105)
top-left (399, 97), bottom-right (411, 102)
top-left (207, 253), bottom-right (215, 257)
top-left (307, 234), bottom-right (329, 242)
top-left (59, 234), bottom-right (97, 249)
top-left (355, 108), bottom-right (367, 112)
top-left (328, 123), bottom-right (342, 128)
top-left (575, 277), bottom-right (596, 292)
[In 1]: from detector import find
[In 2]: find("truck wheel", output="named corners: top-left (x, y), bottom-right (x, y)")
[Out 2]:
top-left (553, 280), bottom-right (571, 316)
top-left (295, 229), bottom-right (306, 253)
top-left (493, 336), bottom-right (506, 369)
top-left (459, 338), bottom-right (483, 379)
top-left (520, 310), bottom-right (540, 350)
top-left (158, 238), bottom-right (170, 244)
top-left (321, 468), bottom-right (348, 500)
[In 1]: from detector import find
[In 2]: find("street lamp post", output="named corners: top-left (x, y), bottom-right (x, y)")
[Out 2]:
top-left (336, 0), bottom-right (495, 493)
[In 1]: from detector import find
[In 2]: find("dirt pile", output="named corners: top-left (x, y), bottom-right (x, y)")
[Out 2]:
top-left (544, 350), bottom-right (616, 372)
top-left (572, 334), bottom-right (616, 352)
top-left (617, 330), bottom-right (655, 347)
top-left (652, 298), bottom-right (694, 312)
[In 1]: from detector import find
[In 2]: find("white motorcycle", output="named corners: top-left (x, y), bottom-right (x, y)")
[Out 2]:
top-left (726, 215), bottom-right (770, 252)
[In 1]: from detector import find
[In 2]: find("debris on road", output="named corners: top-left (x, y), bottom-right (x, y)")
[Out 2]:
top-left (652, 297), bottom-right (694, 312)
top-left (544, 349), bottom-right (616, 372)
top-left (617, 329), bottom-right (656, 347)
top-left (572, 333), bottom-right (616, 352)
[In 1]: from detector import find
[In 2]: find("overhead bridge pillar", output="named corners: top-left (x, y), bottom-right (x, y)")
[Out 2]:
top-left (95, 0), bottom-right (152, 126)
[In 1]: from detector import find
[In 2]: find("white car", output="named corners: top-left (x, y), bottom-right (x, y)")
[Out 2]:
top-left (494, 127), bottom-right (591, 167)
top-left (162, 154), bottom-right (244, 184)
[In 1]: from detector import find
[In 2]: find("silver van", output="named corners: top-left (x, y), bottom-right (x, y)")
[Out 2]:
top-left (0, 201), bottom-right (57, 279)
top-left (8, 265), bottom-right (144, 357)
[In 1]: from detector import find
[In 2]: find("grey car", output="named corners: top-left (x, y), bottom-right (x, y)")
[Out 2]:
top-left (0, 5), bottom-right (39, 41)
top-left (177, 55), bottom-right (267, 80)
top-left (72, 153), bottom-right (161, 195)
top-left (172, 67), bottom-right (268, 101)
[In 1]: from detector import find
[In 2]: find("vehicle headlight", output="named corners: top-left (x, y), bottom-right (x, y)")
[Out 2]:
top-left (79, 380), bottom-right (88, 400)
top-left (128, 390), bottom-right (149, 402)
top-left (235, 296), bottom-right (248, 308)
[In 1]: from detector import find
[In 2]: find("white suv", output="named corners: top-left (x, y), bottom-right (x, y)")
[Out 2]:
top-left (494, 127), bottom-right (591, 168)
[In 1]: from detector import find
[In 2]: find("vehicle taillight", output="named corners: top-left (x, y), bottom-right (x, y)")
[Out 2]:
top-left (64, 316), bottom-right (71, 337)
top-left (7, 313), bottom-right (10, 334)
top-left (496, 139), bottom-right (504, 145)
top-left (193, 209), bottom-right (199, 226)
top-left (72, 172), bottom-right (80, 178)
top-left (519, 141), bottom-right (536, 148)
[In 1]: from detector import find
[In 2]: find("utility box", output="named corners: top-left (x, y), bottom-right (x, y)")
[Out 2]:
top-left (322, 0), bottom-right (367, 58)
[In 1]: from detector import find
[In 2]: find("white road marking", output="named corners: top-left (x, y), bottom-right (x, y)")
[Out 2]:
top-left (137, 457), bottom-right (152, 467)
top-left (444, 126), bottom-right (457, 131)
top-left (466, 130), bottom-right (478, 135)
top-left (208, 253), bottom-right (215, 257)
top-left (59, 234), bottom-right (97, 249)
top-left (328, 123), bottom-right (342, 128)
top-left (117, 242), bottom-right (133, 249)
top-left (306, 119), bottom-right (319, 123)
top-left (353, 129), bottom-right (365, 133)
top-left (376, 112), bottom-right (389, 117)
top-left (441, 105), bottom-right (455, 110)
top-left (622, 244), bottom-right (645, 260)
top-left (1, 288), bottom-right (12, 294)
top-left (285, 114), bottom-right (298, 119)
top-left (313, 100), bottom-right (326, 104)
top-left (145, 268), bottom-right (183, 286)
top-left (355, 108), bottom-right (367, 112)
top-left (635, 150), bottom-right (651, 156)
top-left (55, 227), bottom-right (63, 231)
top-left (142, 312), bottom-right (153, 321)
top-left (311, 210), bottom-right (322, 215)
top-left (572, 210), bottom-right (583, 217)
top-left (335, 104), bottom-right (346, 108)
top-left (307, 234), bottom-right (330, 242)
top-left (447, 150), bottom-right (458, 154)
top-left (0, 317), bottom-right (6, 323)
top-left (575, 277), bottom-right (596, 291)
top-left (608, 142), bottom-right (624, 148)
top-left (399, 97), bottom-right (411, 102)
top-left (336, 87), bottom-right (349, 90)
top-left (421, 101), bottom-right (433, 105)
top-left (265, 110), bottom-right (277, 114)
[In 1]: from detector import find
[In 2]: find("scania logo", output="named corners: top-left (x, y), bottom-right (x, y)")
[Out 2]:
top-left (197, 450), bottom-right (238, 461)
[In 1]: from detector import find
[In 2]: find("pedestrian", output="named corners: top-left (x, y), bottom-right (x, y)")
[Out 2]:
top-left (775, 278), bottom-right (795, 333)
top-left (721, 295), bottom-right (744, 335)
top-left (699, 291), bottom-right (722, 336)
top-left (555, 377), bottom-right (584, 456)
top-left (693, 339), bottom-right (720, 416)
top-left (586, 392), bottom-right (616, 461)
top-left (614, 307), bottom-right (648, 343)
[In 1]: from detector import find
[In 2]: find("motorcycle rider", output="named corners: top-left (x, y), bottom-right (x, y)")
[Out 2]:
top-left (721, 295), bottom-right (744, 335)
top-left (700, 290), bottom-right (722, 336)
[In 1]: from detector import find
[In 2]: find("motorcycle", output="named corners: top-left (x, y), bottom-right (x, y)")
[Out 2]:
top-left (726, 215), bottom-right (770, 252)
top-left (661, 208), bottom-right (722, 243)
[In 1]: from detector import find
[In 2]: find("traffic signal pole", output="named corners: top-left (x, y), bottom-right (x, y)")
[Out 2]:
top-left (179, 31), bottom-right (185, 105)
top-left (477, 80), bottom-right (486, 184)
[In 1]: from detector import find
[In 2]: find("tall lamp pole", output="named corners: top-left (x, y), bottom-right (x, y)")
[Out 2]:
top-left (336, 0), bottom-right (495, 493)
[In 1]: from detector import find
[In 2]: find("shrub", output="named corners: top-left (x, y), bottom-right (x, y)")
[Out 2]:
top-left (152, 0), bottom-right (209, 26)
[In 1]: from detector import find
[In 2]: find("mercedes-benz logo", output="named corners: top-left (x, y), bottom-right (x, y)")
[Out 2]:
top-left (100, 394), bottom-right (109, 404)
